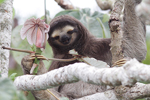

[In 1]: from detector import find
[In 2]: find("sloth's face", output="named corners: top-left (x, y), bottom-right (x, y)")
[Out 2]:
top-left (50, 25), bottom-right (78, 46)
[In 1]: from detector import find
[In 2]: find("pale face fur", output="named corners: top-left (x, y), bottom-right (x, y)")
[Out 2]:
top-left (51, 25), bottom-right (78, 46)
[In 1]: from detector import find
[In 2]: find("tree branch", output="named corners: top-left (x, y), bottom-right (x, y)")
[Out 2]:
top-left (55, 0), bottom-right (74, 10)
top-left (14, 59), bottom-right (150, 91)
top-left (75, 83), bottom-right (150, 100)
top-left (109, 0), bottom-right (124, 64)
top-left (0, 0), bottom-right (13, 78)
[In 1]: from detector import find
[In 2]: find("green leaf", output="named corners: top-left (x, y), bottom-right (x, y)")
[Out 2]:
top-left (142, 38), bottom-right (150, 65)
top-left (68, 11), bottom-right (81, 19)
top-left (86, 17), bottom-right (103, 38)
top-left (102, 14), bottom-right (110, 23)
top-left (55, 9), bottom-right (79, 17)
top-left (12, 8), bottom-right (15, 19)
top-left (33, 58), bottom-right (40, 74)
top-left (91, 11), bottom-right (103, 18)
top-left (35, 48), bottom-right (42, 54)
top-left (0, 78), bottom-right (27, 100)
top-left (81, 8), bottom-right (91, 16)
top-left (97, 18), bottom-right (107, 38)
top-left (31, 44), bottom-right (36, 52)
top-left (9, 73), bottom-right (17, 81)
top-left (0, 0), bottom-right (5, 4)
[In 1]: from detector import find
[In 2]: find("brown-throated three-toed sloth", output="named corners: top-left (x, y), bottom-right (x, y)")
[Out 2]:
top-left (48, 15), bottom-right (112, 70)
top-left (21, 0), bottom-right (147, 99)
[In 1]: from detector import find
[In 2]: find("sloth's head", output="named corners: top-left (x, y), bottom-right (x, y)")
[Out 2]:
top-left (48, 15), bottom-right (90, 53)
top-left (50, 25), bottom-right (78, 46)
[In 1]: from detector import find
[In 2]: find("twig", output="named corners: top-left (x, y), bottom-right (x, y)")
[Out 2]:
top-left (2, 46), bottom-right (34, 53)
top-left (44, 0), bottom-right (47, 23)
top-left (30, 56), bottom-right (77, 62)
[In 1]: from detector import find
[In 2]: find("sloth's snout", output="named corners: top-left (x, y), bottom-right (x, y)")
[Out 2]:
top-left (60, 35), bottom-right (71, 45)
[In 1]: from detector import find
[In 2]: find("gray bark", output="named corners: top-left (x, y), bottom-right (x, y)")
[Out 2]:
top-left (0, 0), bottom-right (13, 78)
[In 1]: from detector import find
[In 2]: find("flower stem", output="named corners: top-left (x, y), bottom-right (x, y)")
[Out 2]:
top-left (2, 46), bottom-right (34, 53)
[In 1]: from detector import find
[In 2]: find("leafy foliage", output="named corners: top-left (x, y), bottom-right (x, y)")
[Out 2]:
top-left (12, 8), bottom-right (15, 19)
top-left (142, 25), bottom-right (150, 65)
top-left (9, 73), bottom-right (17, 81)
top-left (0, 78), bottom-right (27, 100)
top-left (55, 8), bottom-right (110, 38)
top-left (142, 39), bottom-right (150, 64)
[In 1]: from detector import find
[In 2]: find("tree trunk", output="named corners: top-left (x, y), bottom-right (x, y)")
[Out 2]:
top-left (0, 0), bottom-right (13, 78)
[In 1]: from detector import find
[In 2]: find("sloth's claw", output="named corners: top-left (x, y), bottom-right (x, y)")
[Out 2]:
top-left (29, 57), bottom-right (35, 60)
top-left (112, 58), bottom-right (130, 67)
top-left (29, 54), bottom-right (47, 60)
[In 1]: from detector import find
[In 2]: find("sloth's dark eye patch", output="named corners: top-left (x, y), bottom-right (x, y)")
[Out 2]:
top-left (54, 36), bottom-right (59, 40)
top-left (67, 29), bottom-right (77, 34)
top-left (67, 30), bottom-right (74, 34)
top-left (51, 36), bottom-right (59, 41)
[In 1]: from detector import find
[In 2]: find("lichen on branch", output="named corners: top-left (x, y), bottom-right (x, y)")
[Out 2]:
top-left (14, 59), bottom-right (150, 91)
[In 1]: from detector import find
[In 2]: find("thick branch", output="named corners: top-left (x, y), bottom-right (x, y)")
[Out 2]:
top-left (75, 83), bottom-right (150, 100)
top-left (114, 83), bottom-right (150, 99)
top-left (55, 0), bottom-right (74, 10)
top-left (75, 90), bottom-right (117, 100)
top-left (109, 0), bottom-right (124, 64)
top-left (14, 59), bottom-right (150, 91)
top-left (0, 0), bottom-right (13, 78)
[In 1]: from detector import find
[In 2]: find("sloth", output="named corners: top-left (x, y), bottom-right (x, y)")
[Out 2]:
top-left (48, 15), bottom-right (112, 70)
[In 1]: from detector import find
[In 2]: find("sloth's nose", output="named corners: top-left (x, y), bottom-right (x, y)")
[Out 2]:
top-left (60, 35), bottom-right (71, 44)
